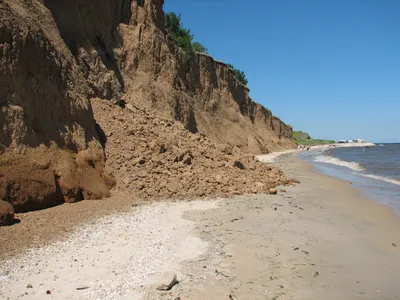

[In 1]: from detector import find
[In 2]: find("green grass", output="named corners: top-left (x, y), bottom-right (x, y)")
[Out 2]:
top-left (293, 131), bottom-right (335, 146)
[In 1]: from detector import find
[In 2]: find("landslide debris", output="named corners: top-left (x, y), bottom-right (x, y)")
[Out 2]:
top-left (92, 99), bottom-right (295, 201)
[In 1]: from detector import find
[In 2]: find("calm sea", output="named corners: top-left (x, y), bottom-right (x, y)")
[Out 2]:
top-left (298, 143), bottom-right (400, 213)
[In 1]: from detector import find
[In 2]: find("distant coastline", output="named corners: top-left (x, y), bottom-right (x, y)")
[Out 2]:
top-left (257, 141), bottom-right (376, 163)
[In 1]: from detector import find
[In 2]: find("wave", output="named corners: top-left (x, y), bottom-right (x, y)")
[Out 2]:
top-left (314, 155), bottom-right (365, 171)
top-left (358, 174), bottom-right (400, 186)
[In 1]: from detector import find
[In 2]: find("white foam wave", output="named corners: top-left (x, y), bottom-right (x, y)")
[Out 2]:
top-left (314, 155), bottom-right (365, 171)
top-left (359, 174), bottom-right (400, 186)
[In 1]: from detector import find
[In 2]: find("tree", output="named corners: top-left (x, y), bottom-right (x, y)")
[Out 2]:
top-left (192, 42), bottom-right (208, 53)
top-left (227, 64), bottom-right (248, 85)
top-left (165, 12), bottom-right (194, 54)
top-left (233, 69), bottom-right (248, 86)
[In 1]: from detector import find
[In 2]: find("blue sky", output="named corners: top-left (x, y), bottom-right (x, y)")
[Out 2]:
top-left (164, 0), bottom-right (400, 143)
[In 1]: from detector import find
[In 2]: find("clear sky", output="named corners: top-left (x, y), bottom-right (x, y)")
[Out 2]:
top-left (164, 0), bottom-right (400, 143)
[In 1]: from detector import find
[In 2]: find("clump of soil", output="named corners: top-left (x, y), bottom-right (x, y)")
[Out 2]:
top-left (92, 99), bottom-right (295, 201)
top-left (0, 145), bottom-right (114, 213)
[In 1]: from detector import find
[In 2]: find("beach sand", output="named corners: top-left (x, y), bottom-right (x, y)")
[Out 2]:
top-left (1, 153), bottom-right (400, 299)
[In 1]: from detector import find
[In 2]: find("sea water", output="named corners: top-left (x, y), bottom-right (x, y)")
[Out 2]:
top-left (298, 144), bottom-right (400, 213)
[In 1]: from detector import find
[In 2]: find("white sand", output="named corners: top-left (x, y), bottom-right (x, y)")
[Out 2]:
top-left (0, 201), bottom-right (218, 300)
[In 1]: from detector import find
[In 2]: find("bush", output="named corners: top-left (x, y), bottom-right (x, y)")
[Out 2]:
top-left (192, 42), bottom-right (208, 54)
top-left (165, 12), bottom-right (194, 54)
top-left (227, 64), bottom-right (248, 86)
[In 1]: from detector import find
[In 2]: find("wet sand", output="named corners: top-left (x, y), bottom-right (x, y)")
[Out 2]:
top-left (1, 154), bottom-right (400, 299)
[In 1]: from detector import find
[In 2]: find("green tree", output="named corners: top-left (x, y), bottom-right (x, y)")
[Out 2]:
top-left (192, 42), bottom-right (208, 53)
top-left (165, 12), bottom-right (194, 54)
top-left (227, 64), bottom-right (248, 85)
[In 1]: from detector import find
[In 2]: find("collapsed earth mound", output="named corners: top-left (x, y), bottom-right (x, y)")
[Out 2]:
top-left (93, 99), bottom-right (296, 201)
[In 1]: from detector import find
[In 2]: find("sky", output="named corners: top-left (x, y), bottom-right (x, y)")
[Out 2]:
top-left (164, 0), bottom-right (400, 143)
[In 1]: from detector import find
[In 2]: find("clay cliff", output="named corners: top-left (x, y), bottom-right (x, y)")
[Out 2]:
top-left (0, 0), bottom-right (115, 213)
top-left (0, 0), bottom-right (296, 217)
top-left (120, 0), bottom-right (295, 153)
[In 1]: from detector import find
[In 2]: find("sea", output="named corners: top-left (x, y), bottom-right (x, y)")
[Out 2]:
top-left (298, 143), bottom-right (400, 213)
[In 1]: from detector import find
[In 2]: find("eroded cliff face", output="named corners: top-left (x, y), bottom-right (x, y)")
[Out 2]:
top-left (0, 0), bottom-right (115, 212)
top-left (119, 0), bottom-right (295, 153)
top-left (0, 0), bottom-right (295, 215)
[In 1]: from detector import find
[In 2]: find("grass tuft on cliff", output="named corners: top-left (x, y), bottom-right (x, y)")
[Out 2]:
top-left (293, 131), bottom-right (335, 145)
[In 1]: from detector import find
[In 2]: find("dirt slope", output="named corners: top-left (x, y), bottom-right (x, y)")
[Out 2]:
top-left (0, 0), bottom-right (296, 217)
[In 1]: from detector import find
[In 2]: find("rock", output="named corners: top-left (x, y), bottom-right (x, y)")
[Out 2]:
top-left (255, 182), bottom-right (265, 188)
top-left (156, 273), bottom-right (178, 291)
top-left (269, 188), bottom-right (278, 195)
top-left (183, 155), bottom-right (192, 165)
top-left (26, 284), bottom-right (33, 289)
top-left (233, 160), bottom-right (245, 170)
top-left (392, 243), bottom-right (397, 247)
top-left (46, 290), bottom-right (51, 295)
top-left (126, 103), bottom-right (135, 112)
top-left (0, 200), bottom-right (14, 226)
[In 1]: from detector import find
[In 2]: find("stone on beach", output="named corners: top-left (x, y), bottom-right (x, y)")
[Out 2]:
top-left (269, 188), bottom-right (278, 195)
top-left (156, 272), bottom-right (179, 291)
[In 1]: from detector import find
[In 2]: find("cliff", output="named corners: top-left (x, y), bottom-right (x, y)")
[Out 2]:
top-left (120, 0), bottom-right (295, 153)
top-left (0, 0), bottom-right (115, 212)
top-left (0, 0), bottom-right (296, 216)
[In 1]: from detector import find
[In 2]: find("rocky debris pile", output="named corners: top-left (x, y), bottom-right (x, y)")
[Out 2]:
top-left (0, 200), bottom-right (14, 226)
top-left (92, 99), bottom-right (297, 201)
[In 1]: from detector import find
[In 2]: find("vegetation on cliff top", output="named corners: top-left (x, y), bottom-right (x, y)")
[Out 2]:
top-left (293, 131), bottom-right (335, 145)
top-left (226, 64), bottom-right (249, 86)
top-left (192, 42), bottom-right (208, 54)
top-left (165, 12), bottom-right (248, 86)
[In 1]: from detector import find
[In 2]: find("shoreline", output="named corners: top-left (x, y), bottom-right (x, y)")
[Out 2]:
top-left (2, 154), bottom-right (400, 299)
top-left (257, 142), bottom-right (376, 163)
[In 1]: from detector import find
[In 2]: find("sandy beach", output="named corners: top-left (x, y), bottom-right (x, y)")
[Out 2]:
top-left (1, 153), bottom-right (400, 300)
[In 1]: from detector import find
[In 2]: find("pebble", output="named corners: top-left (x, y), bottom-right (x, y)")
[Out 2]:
top-left (156, 273), bottom-right (178, 291)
